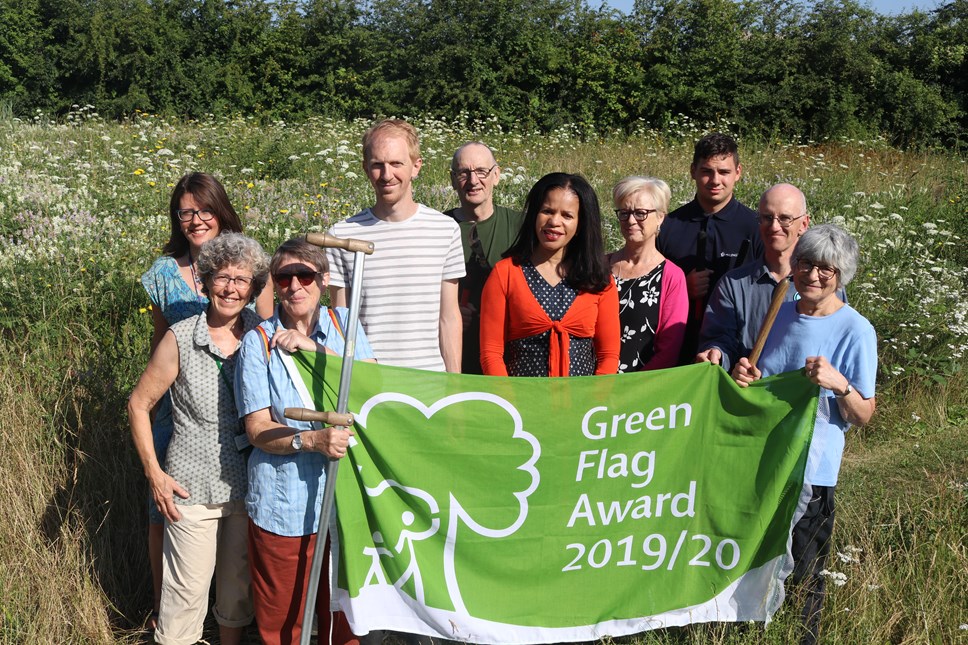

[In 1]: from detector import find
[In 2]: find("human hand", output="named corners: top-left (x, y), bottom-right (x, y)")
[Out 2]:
top-left (305, 425), bottom-right (355, 459)
top-left (696, 348), bottom-right (722, 365)
top-left (459, 301), bottom-right (477, 332)
top-left (731, 357), bottom-right (761, 388)
top-left (686, 269), bottom-right (713, 300)
top-left (804, 355), bottom-right (848, 394)
top-left (149, 473), bottom-right (189, 523)
top-left (272, 329), bottom-right (317, 353)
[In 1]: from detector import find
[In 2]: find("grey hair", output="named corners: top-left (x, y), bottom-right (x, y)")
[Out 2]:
top-left (197, 232), bottom-right (271, 298)
top-left (612, 176), bottom-right (672, 214)
top-left (793, 224), bottom-right (859, 286)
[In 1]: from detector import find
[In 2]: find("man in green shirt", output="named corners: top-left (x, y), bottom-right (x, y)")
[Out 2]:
top-left (444, 142), bottom-right (524, 374)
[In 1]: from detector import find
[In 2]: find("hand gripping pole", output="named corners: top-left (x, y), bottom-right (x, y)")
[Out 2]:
top-left (298, 233), bottom-right (372, 645)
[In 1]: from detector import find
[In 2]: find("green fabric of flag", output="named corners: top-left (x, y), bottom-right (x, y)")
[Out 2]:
top-left (288, 354), bottom-right (816, 643)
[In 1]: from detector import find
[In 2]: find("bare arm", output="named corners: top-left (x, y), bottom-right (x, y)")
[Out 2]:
top-left (439, 278), bottom-right (462, 373)
top-left (804, 355), bottom-right (876, 426)
top-left (244, 407), bottom-right (353, 458)
top-left (148, 305), bottom-right (169, 356)
top-left (128, 331), bottom-right (189, 521)
top-left (255, 276), bottom-right (275, 319)
top-left (328, 285), bottom-right (348, 308)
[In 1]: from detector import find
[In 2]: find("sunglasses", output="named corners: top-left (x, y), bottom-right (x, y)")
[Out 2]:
top-left (273, 271), bottom-right (320, 289)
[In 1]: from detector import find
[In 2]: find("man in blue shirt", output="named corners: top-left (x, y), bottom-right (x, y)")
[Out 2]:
top-left (696, 183), bottom-right (848, 371)
top-left (696, 183), bottom-right (809, 370)
top-left (656, 133), bottom-right (763, 363)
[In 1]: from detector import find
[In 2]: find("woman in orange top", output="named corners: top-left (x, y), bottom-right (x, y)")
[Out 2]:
top-left (480, 173), bottom-right (620, 376)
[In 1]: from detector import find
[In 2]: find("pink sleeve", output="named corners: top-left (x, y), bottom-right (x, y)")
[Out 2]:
top-left (643, 260), bottom-right (688, 370)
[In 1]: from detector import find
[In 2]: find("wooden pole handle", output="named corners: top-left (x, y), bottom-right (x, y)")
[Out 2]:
top-left (283, 408), bottom-right (354, 427)
top-left (748, 279), bottom-right (790, 368)
top-left (304, 232), bottom-right (374, 255)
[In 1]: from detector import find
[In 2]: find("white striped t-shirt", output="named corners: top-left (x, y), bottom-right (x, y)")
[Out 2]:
top-left (326, 205), bottom-right (465, 371)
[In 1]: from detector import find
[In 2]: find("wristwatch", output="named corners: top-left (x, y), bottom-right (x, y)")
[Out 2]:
top-left (835, 383), bottom-right (853, 399)
top-left (291, 433), bottom-right (303, 451)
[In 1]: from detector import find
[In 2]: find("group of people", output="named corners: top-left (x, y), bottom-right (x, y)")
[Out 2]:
top-left (129, 120), bottom-right (877, 645)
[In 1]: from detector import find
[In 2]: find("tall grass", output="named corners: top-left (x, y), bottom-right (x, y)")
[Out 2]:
top-left (0, 112), bottom-right (965, 642)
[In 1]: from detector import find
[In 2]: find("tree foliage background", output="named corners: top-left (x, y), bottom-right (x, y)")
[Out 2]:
top-left (0, 0), bottom-right (964, 146)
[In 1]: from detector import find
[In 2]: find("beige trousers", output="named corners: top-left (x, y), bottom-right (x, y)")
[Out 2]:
top-left (154, 500), bottom-right (253, 645)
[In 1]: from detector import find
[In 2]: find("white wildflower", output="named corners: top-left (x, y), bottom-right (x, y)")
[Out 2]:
top-left (820, 569), bottom-right (848, 586)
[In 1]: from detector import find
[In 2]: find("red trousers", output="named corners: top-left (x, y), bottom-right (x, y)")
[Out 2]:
top-left (248, 520), bottom-right (359, 645)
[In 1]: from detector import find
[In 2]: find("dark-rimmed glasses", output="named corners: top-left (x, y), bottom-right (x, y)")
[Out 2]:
top-left (758, 213), bottom-right (804, 229)
top-left (212, 274), bottom-right (254, 288)
top-left (176, 208), bottom-right (215, 222)
top-left (795, 259), bottom-right (838, 281)
top-left (274, 271), bottom-right (321, 289)
top-left (615, 208), bottom-right (657, 222)
top-left (452, 165), bottom-right (497, 182)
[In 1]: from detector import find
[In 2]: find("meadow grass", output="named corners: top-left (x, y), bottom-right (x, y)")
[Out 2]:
top-left (0, 111), bottom-right (964, 643)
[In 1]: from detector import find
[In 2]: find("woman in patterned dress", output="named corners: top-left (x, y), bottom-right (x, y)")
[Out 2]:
top-left (606, 176), bottom-right (687, 372)
top-left (129, 233), bottom-right (270, 645)
top-left (140, 173), bottom-right (272, 628)
top-left (479, 172), bottom-right (620, 377)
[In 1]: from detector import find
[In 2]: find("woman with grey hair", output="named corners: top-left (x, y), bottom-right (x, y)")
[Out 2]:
top-left (129, 232), bottom-right (270, 645)
top-left (732, 223), bottom-right (876, 645)
top-left (606, 176), bottom-right (687, 371)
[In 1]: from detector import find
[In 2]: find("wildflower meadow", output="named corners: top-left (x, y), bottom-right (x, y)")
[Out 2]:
top-left (0, 109), bottom-right (965, 643)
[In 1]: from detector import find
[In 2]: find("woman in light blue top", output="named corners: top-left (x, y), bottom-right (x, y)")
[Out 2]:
top-left (140, 172), bottom-right (272, 629)
top-left (732, 224), bottom-right (876, 645)
top-left (236, 238), bottom-right (374, 645)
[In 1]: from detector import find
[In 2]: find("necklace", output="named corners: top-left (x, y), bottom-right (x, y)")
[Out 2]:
top-left (187, 250), bottom-right (204, 301)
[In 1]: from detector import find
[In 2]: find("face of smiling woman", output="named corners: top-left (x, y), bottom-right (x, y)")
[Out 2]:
top-left (534, 187), bottom-right (580, 262)
top-left (206, 263), bottom-right (254, 321)
top-left (178, 193), bottom-right (222, 254)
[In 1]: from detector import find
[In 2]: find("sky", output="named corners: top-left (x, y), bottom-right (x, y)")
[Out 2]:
top-left (603, 0), bottom-right (944, 15)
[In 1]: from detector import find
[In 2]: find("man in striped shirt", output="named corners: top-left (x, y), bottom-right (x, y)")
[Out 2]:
top-left (327, 119), bottom-right (465, 372)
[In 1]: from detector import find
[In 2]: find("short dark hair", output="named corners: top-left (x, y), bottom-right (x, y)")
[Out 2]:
top-left (270, 237), bottom-right (330, 276)
top-left (164, 173), bottom-right (244, 257)
top-left (692, 133), bottom-right (740, 167)
top-left (506, 173), bottom-right (610, 293)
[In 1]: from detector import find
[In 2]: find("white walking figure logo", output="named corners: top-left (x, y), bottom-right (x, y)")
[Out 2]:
top-left (360, 478), bottom-right (441, 604)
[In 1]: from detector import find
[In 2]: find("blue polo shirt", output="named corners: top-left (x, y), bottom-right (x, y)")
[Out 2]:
top-left (656, 196), bottom-right (763, 361)
top-left (235, 306), bottom-right (374, 536)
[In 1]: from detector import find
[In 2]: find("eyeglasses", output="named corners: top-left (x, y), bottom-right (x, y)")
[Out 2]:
top-left (176, 208), bottom-right (215, 222)
top-left (452, 165), bottom-right (497, 182)
top-left (274, 271), bottom-right (321, 289)
top-left (212, 274), bottom-right (254, 287)
top-left (758, 213), bottom-right (804, 229)
top-left (795, 259), bottom-right (838, 280)
top-left (615, 208), bottom-right (657, 222)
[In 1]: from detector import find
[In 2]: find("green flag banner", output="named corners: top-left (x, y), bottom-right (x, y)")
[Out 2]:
top-left (286, 355), bottom-right (817, 643)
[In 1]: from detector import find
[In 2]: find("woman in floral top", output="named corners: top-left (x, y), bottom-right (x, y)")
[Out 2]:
top-left (606, 176), bottom-right (687, 372)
